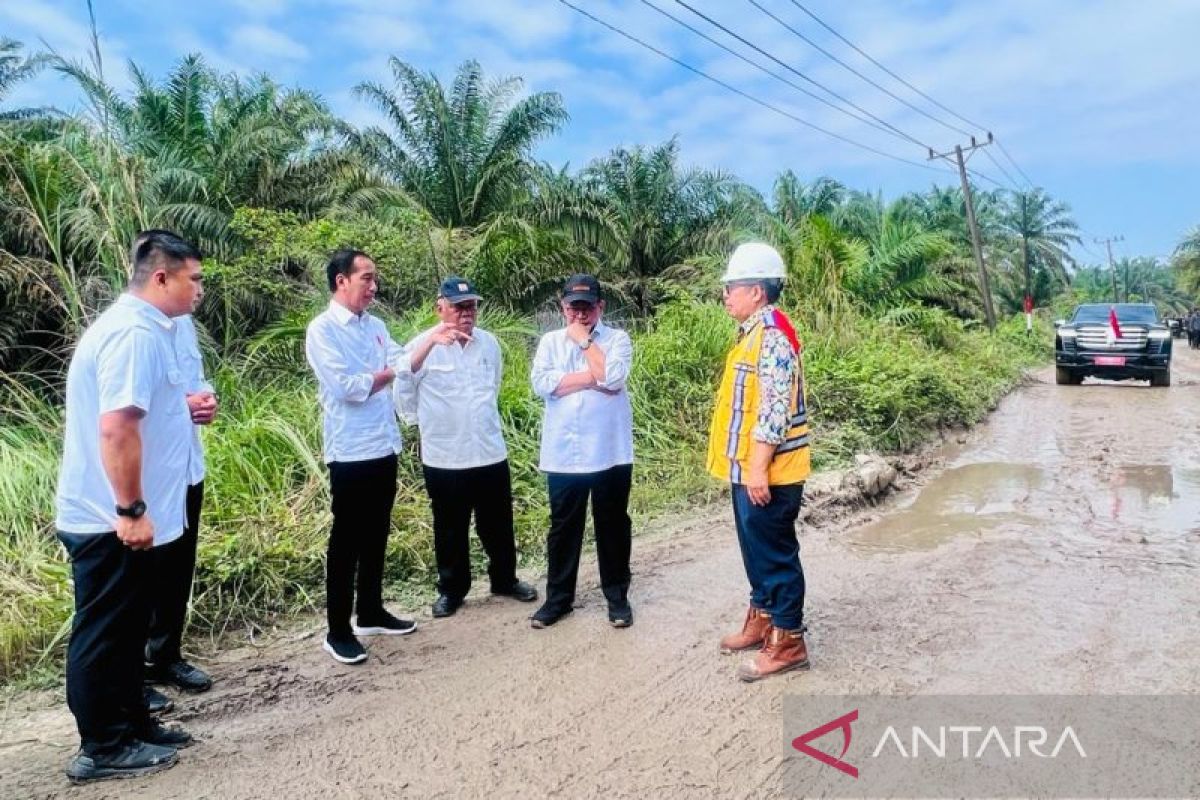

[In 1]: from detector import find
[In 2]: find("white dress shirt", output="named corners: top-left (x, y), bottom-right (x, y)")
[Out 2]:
top-left (305, 300), bottom-right (404, 464)
top-left (395, 325), bottom-right (508, 470)
top-left (531, 321), bottom-right (634, 473)
top-left (174, 315), bottom-right (214, 485)
top-left (55, 294), bottom-right (192, 546)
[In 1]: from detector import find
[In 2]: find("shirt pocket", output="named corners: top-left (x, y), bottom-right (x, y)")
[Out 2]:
top-left (165, 365), bottom-right (188, 416)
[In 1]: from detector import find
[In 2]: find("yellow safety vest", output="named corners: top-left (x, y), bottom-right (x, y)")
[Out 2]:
top-left (706, 309), bottom-right (811, 485)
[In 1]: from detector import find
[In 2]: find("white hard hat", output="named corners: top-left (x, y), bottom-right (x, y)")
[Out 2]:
top-left (721, 242), bottom-right (786, 282)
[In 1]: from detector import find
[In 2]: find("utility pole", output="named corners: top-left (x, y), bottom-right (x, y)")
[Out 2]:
top-left (929, 133), bottom-right (996, 330)
top-left (1095, 236), bottom-right (1124, 303)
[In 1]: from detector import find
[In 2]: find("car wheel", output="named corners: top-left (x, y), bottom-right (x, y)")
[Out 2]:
top-left (1055, 367), bottom-right (1076, 385)
top-left (1150, 370), bottom-right (1171, 387)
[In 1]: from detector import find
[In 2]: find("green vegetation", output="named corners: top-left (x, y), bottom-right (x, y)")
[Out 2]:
top-left (10, 34), bottom-right (1179, 684)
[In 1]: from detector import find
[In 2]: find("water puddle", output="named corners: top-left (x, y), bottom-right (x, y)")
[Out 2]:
top-left (847, 461), bottom-right (1200, 554)
top-left (847, 463), bottom-right (1044, 552)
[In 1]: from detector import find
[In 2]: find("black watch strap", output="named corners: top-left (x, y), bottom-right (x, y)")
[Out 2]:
top-left (115, 499), bottom-right (147, 519)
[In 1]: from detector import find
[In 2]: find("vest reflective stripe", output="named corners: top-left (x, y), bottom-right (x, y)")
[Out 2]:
top-left (706, 314), bottom-right (812, 485)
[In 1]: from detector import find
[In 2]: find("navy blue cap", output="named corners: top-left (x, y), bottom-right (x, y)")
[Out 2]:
top-left (561, 274), bottom-right (601, 304)
top-left (438, 275), bottom-right (481, 303)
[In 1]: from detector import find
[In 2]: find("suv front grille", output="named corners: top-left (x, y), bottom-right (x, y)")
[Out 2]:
top-left (1074, 324), bottom-right (1148, 351)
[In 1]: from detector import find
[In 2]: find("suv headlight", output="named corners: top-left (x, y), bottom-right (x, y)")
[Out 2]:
top-left (1148, 329), bottom-right (1170, 339)
top-left (1058, 327), bottom-right (1078, 337)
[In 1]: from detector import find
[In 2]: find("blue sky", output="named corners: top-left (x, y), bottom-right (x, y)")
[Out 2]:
top-left (5, 0), bottom-right (1199, 266)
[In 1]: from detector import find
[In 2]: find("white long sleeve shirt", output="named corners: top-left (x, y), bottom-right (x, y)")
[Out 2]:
top-left (174, 315), bottom-right (214, 485)
top-left (531, 321), bottom-right (634, 474)
top-left (394, 325), bottom-right (508, 470)
top-left (305, 300), bottom-right (404, 464)
top-left (55, 294), bottom-right (191, 545)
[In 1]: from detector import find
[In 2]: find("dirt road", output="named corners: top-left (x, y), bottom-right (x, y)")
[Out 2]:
top-left (4, 347), bottom-right (1199, 799)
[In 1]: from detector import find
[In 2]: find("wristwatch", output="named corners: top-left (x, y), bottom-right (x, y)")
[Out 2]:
top-left (115, 499), bottom-right (147, 519)
top-left (579, 338), bottom-right (592, 351)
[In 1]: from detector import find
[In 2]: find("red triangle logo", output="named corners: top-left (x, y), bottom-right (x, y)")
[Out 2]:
top-left (791, 709), bottom-right (859, 778)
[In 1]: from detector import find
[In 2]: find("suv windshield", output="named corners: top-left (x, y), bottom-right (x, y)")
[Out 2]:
top-left (1070, 304), bottom-right (1159, 324)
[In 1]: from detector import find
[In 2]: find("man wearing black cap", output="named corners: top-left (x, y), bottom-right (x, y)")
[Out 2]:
top-left (529, 274), bottom-right (635, 629)
top-left (396, 276), bottom-right (538, 618)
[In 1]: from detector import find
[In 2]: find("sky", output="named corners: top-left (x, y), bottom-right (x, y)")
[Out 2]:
top-left (4, 0), bottom-right (1199, 266)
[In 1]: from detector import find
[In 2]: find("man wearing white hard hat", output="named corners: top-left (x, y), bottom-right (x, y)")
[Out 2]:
top-left (707, 242), bottom-right (813, 682)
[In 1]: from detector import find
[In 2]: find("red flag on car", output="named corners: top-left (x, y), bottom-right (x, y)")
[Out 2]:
top-left (1108, 306), bottom-right (1123, 341)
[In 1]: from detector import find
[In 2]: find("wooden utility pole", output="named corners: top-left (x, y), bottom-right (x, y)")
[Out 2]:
top-left (929, 134), bottom-right (996, 330)
top-left (1095, 235), bottom-right (1124, 303)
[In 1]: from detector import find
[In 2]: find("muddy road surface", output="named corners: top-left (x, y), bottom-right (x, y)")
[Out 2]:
top-left (4, 349), bottom-right (1199, 798)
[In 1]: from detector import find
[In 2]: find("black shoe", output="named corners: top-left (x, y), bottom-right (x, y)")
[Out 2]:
top-left (608, 600), bottom-right (634, 628)
top-left (65, 741), bottom-right (178, 784)
top-left (431, 595), bottom-right (463, 618)
top-left (143, 686), bottom-right (173, 715)
top-left (492, 580), bottom-right (539, 603)
top-left (136, 721), bottom-right (194, 749)
top-left (146, 660), bottom-right (212, 693)
top-left (323, 632), bottom-right (367, 665)
top-left (353, 610), bottom-right (418, 636)
top-left (530, 604), bottom-right (573, 629)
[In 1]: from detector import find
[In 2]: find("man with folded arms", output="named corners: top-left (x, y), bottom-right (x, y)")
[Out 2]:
top-left (529, 274), bottom-right (635, 629)
top-left (306, 248), bottom-right (417, 666)
top-left (396, 276), bottom-right (538, 618)
top-left (54, 230), bottom-right (202, 783)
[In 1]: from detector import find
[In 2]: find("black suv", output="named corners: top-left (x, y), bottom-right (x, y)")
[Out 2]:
top-left (1055, 303), bottom-right (1172, 386)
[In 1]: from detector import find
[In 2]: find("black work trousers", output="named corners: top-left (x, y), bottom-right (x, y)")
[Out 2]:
top-left (57, 531), bottom-right (154, 756)
top-left (326, 454), bottom-right (398, 636)
top-left (422, 459), bottom-right (519, 600)
top-left (145, 481), bottom-right (204, 666)
top-left (543, 464), bottom-right (633, 613)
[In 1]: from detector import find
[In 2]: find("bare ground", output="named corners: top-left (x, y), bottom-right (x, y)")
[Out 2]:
top-left (3, 348), bottom-right (1199, 799)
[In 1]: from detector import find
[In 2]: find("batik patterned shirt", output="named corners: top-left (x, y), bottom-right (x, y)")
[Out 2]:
top-left (737, 305), bottom-right (798, 445)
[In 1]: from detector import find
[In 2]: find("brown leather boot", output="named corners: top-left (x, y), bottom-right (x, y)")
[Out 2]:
top-left (737, 626), bottom-right (810, 682)
top-left (719, 606), bottom-right (771, 654)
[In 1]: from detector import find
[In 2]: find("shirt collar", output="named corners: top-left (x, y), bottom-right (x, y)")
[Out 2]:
top-left (738, 304), bottom-right (774, 339)
top-left (328, 299), bottom-right (363, 326)
top-left (118, 293), bottom-right (175, 331)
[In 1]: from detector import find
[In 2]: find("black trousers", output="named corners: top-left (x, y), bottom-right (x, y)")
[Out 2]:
top-left (145, 481), bottom-right (204, 666)
top-left (423, 460), bottom-right (519, 600)
top-left (327, 454), bottom-right (398, 635)
top-left (543, 464), bottom-right (633, 613)
top-left (57, 531), bottom-right (154, 756)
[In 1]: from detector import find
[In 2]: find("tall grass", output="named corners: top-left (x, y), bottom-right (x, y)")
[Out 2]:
top-left (0, 299), bottom-right (1048, 683)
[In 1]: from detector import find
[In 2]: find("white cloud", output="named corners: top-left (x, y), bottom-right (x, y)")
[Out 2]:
top-left (229, 25), bottom-right (309, 62)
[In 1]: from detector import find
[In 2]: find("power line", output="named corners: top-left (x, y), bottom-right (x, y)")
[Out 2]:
top-left (636, 0), bottom-right (920, 149)
top-left (555, 0), bottom-right (946, 173)
top-left (745, 0), bottom-right (974, 139)
top-left (670, 0), bottom-right (935, 152)
top-left (995, 138), bottom-right (1035, 188)
top-left (786, 0), bottom-right (988, 133)
top-left (982, 147), bottom-right (1021, 190)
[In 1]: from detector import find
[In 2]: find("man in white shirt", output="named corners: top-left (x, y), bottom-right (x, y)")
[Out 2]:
top-left (305, 248), bottom-right (417, 666)
top-left (54, 230), bottom-right (202, 783)
top-left (529, 275), bottom-right (635, 629)
top-left (395, 277), bottom-right (538, 618)
top-left (134, 233), bottom-right (218, 704)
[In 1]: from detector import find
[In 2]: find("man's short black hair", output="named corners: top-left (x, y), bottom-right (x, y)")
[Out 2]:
top-left (326, 248), bottom-right (372, 292)
top-left (129, 229), bottom-right (202, 287)
top-left (761, 278), bottom-right (784, 304)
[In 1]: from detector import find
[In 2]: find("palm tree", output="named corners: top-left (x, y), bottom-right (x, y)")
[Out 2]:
top-left (0, 39), bottom-right (50, 121)
top-left (1000, 188), bottom-right (1080, 308)
top-left (353, 58), bottom-right (568, 229)
top-left (1172, 225), bottom-right (1200, 297)
top-left (772, 171), bottom-right (846, 225)
top-left (537, 138), bottom-right (753, 313)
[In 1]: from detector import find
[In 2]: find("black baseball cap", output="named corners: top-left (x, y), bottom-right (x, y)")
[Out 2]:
top-left (438, 275), bottom-right (482, 303)
top-left (561, 274), bottom-right (601, 304)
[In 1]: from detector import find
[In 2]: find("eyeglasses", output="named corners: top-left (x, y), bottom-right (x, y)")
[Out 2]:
top-left (722, 281), bottom-right (760, 296)
top-left (563, 303), bottom-right (597, 315)
top-left (450, 301), bottom-right (479, 313)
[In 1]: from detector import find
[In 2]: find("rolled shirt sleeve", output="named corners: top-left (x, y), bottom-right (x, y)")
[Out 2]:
top-left (531, 334), bottom-right (566, 400)
top-left (305, 323), bottom-right (374, 403)
top-left (752, 326), bottom-right (796, 445)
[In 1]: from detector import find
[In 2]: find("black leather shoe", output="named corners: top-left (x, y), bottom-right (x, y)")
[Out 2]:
top-left (136, 721), bottom-right (195, 749)
top-left (146, 660), bottom-right (212, 693)
top-left (492, 580), bottom-right (538, 603)
top-left (431, 595), bottom-right (463, 618)
top-left (530, 604), bottom-right (573, 629)
top-left (143, 686), bottom-right (173, 715)
top-left (65, 741), bottom-right (178, 784)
